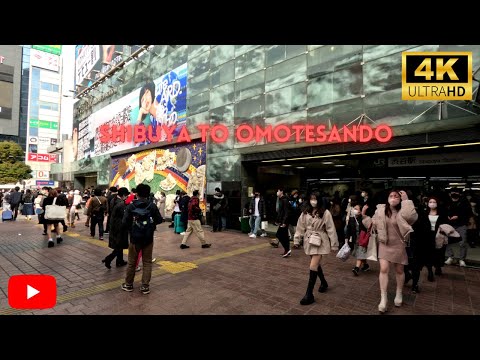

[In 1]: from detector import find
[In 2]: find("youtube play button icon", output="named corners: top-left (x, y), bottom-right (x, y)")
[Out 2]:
top-left (8, 275), bottom-right (56, 309)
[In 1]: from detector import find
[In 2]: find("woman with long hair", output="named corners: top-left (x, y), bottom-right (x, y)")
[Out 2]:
top-left (362, 190), bottom-right (417, 313)
top-left (293, 192), bottom-right (339, 305)
top-left (409, 196), bottom-right (448, 293)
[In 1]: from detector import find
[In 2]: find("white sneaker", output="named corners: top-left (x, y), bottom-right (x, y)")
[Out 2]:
top-left (445, 257), bottom-right (454, 265)
top-left (260, 233), bottom-right (267, 237)
top-left (459, 260), bottom-right (466, 267)
top-left (135, 266), bottom-right (141, 272)
top-left (180, 232), bottom-right (186, 235)
top-left (249, 234), bottom-right (257, 238)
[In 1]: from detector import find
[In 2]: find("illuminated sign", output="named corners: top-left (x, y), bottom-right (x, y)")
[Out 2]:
top-left (28, 153), bottom-right (57, 162)
top-left (99, 124), bottom-right (393, 145)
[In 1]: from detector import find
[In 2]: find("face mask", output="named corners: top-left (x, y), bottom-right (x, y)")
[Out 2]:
top-left (451, 196), bottom-right (459, 201)
top-left (428, 202), bottom-right (437, 209)
top-left (298, 199), bottom-right (303, 203)
top-left (388, 198), bottom-right (400, 206)
top-left (352, 209), bottom-right (359, 216)
top-left (310, 200), bottom-right (318, 207)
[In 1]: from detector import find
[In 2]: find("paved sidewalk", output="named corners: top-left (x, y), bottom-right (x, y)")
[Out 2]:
top-left (0, 216), bottom-right (479, 315)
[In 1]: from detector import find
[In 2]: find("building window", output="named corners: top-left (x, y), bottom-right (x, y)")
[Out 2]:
top-left (40, 82), bottom-right (59, 92)
top-left (39, 101), bottom-right (59, 111)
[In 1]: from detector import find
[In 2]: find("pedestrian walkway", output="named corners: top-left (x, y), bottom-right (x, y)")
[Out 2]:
top-left (0, 217), bottom-right (479, 315)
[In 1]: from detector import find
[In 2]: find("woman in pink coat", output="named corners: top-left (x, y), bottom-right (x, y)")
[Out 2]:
top-left (362, 190), bottom-right (417, 313)
top-left (294, 192), bottom-right (339, 305)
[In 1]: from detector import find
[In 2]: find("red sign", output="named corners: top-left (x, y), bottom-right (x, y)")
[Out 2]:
top-left (8, 275), bottom-right (57, 309)
top-left (28, 153), bottom-right (57, 162)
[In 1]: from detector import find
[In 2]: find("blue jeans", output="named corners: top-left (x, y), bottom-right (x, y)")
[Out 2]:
top-left (249, 215), bottom-right (262, 235)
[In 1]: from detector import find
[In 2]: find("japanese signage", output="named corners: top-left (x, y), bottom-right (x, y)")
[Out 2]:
top-left (30, 49), bottom-right (60, 72)
top-left (32, 45), bottom-right (62, 56)
top-left (388, 152), bottom-right (480, 167)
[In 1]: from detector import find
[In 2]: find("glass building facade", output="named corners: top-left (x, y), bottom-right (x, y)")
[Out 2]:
top-left (64, 45), bottom-right (480, 226)
top-left (19, 45), bottom-right (31, 151)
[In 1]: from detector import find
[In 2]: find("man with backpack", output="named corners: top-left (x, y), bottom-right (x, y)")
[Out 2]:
top-left (121, 184), bottom-right (163, 295)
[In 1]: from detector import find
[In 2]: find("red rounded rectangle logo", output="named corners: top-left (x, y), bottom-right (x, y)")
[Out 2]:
top-left (8, 275), bottom-right (56, 309)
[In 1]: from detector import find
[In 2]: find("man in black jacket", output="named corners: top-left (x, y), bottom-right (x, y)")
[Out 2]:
top-left (275, 188), bottom-right (291, 257)
top-left (121, 183), bottom-right (163, 295)
top-left (105, 186), bottom-right (118, 234)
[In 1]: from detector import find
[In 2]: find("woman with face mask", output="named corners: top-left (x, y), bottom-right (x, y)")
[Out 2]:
top-left (293, 192), bottom-right (339, 306)
top-left (362, 189), bottom-right (418, 313)
top-left (346, 203), bottom-right (370, 276)
top-left (409, 196), bottom-right (449, 293)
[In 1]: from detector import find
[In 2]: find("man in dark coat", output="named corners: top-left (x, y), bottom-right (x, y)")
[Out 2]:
top-left (102, 187), bottom-right (130, 269)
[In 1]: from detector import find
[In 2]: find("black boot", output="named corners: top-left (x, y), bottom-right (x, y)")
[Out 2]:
top-left (404, 265), bottom-right (412, 284)
top-left (300, 270), bottom-right (317, 305)
top-left (102, 254), bottom-right (114, 269)
top-left (412, 268), bottom-right (420, 292)
top-left (427, 266), bottom-right (434, 282)
top-left (317, 265), bottom-right (328, 293)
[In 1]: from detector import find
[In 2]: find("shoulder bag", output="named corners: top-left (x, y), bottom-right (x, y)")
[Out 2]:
top-left (44, 197), bottom-right (67, 220)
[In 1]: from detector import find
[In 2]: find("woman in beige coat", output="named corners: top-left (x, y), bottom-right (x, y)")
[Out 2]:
top-left (362, 190), bottom-right (417, 313)
top-left (294, 192), bottom-right (339, 305)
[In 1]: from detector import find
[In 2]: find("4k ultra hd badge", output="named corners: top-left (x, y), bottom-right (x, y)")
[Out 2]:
top-left (402, 52), bottom-right (472, 100)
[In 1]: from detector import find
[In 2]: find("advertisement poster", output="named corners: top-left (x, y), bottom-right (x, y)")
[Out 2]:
top-left (75, 45), bottom-right (123, 90)
top-left (73, 63), bottom-right (188, 161)
top-left (110, 140), bottom-right (205, 217)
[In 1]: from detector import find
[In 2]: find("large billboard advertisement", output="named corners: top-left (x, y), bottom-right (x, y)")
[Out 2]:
top-left (110, 140), bottom-right (206, 218)
top-left (73, 63), bottom-right (188, 161)
top-left (32, 45), bottom-right (62, 56)
top-left (75, 45), bottom-right (124, 90)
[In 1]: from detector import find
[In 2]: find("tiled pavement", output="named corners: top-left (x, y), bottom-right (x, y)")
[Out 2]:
top-left (0, 215), bottom-right (479, 315)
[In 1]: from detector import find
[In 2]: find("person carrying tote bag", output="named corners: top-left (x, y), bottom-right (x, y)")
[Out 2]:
top-left (45, 197), bottom-right (67, 220)
top-left (42, 189), bottom-right (68, 248)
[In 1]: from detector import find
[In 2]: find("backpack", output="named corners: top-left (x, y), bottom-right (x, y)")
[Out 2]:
top-left (130, 203), bottom-right (155, 246)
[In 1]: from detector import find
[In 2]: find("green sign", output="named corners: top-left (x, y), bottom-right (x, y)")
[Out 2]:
top-left (32, 45), bottom-right (62, 55)
top-left (29, 119), bottom-right (58, 129)
top-left (39, 120), bottom-right (50, 129)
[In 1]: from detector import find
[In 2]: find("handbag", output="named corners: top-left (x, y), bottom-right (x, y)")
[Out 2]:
top-left (261, 221), bottom-right (268, 230)
top-left (44, 197), bottom-right (66, 220)
top-left (366, 228), bottom-right (378, 261)
top-left (358, 228), bottom-right (371, 247)
top-left (336, 242), bottom-right (351, 261)
top-left (308, 232), bottom-right (322, 246)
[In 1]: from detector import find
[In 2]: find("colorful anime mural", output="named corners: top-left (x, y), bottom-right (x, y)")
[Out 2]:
top-left (110, 141), bottom-right (206, 217)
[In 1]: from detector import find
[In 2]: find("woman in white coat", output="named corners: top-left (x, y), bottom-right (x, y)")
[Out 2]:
top-left (294, 192), bottom-right (339, 305)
